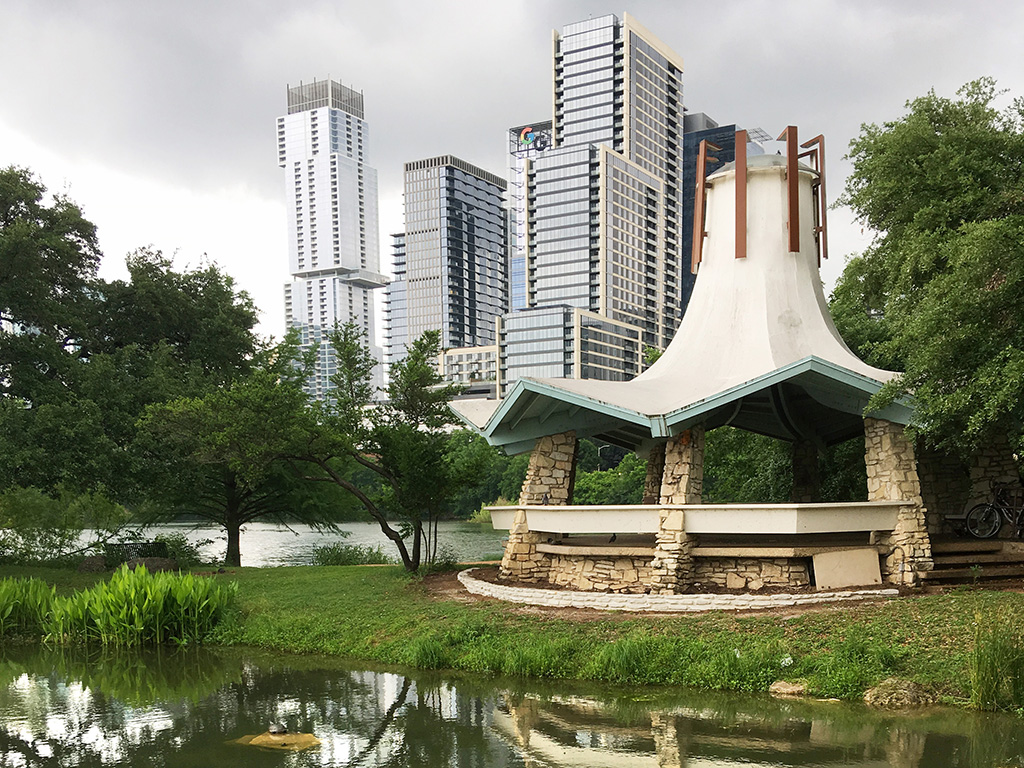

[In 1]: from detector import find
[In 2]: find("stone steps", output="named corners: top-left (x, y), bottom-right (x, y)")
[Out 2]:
top-left (924, 538), bottom-right (1024, 582)
top-left (920, 564), bottom-right (1024, 581)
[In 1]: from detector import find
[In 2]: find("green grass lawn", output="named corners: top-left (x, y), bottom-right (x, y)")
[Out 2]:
top-left (6, 563), bottom-right (1024, 706)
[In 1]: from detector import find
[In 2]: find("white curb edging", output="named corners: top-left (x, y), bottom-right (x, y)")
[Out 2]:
top-left (457, 568), bottom-right (899, 612)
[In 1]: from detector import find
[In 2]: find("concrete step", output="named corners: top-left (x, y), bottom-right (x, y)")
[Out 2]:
top-left (930, 539), bottom-right (1005, 554)
top-left (919, 564), bottom-right (1024, 581)
top-left (932, 552), bottom-right (1024, 567)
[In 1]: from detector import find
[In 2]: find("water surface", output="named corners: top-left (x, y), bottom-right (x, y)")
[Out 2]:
top-left (1, 646), bottom-right (1022, 767)
top-left (134, 520), bottom-right (506, 567)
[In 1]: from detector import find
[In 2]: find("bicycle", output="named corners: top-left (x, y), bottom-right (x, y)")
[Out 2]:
top-left (965, 485), bottom-right (1024, 539)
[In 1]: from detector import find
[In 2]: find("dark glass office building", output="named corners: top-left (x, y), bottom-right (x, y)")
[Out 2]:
top-left (385, 155), bottom-right (507, 370)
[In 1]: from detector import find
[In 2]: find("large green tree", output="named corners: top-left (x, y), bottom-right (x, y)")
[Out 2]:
top-left (833, 78), bottom-right (1024, 453)
top-left (135, 334), bottom-right (357, 566)
top-left (1, 167), bottom-right (262, 507)
top-left (291, 326), bottom-right (471, 571)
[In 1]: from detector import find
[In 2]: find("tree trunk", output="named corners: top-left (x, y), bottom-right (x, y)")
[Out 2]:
top-left (224, 478), bottom-right (242, 567)
top-left (410, 523), bottom-right (422, 572)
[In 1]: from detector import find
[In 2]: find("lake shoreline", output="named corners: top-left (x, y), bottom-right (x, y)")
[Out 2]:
top-left (5, 561), bottom-right (1024, 714)
top-left (205, 563), bottom-right (1024, 713)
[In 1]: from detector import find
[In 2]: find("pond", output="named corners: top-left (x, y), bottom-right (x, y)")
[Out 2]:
top-left (136, 521), bottom-right (507, 567)
top-left (1, 646), bottom-right (1022, 767)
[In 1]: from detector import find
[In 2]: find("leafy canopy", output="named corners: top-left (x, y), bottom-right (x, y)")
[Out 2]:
top-left (832, 78), bottom-right (1024, 452)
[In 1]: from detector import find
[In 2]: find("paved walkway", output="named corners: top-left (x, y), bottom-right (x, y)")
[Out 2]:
top-left (457, 568), bottom-right (899, 613)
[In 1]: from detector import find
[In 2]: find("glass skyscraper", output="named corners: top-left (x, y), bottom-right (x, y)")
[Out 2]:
top-left (279, 79), bottom-right (387, 399)
top-left (499, 13), bottom-right (686, 394)
top-left (385, 155), bottom-right (507, 380)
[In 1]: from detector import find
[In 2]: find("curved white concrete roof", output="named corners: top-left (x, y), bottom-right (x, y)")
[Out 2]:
top-left (454, 152), bottom-right (909, 454)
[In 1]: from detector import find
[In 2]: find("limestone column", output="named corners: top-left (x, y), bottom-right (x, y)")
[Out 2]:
top-left (643, 443), bottom-right (666, 504)
top-left (501, 431), bottom-right (577, 583)
top-left (864, 418), bottom-right (933, 585)
top-left (659, 426), bottom-right (705, 504)
top-left (650, 426), bottom-right (704, 593)
top-left (518, 431), bottom-right (578, 505)
top-left (791, 439), bottom-right (820, 503)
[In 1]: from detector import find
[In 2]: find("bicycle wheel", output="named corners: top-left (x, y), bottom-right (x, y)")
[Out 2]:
top-left (966, 503), bottom-right (1002, 539)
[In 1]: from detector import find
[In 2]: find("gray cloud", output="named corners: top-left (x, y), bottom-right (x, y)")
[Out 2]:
top-left (2, 0), bottom-right (1022, 331)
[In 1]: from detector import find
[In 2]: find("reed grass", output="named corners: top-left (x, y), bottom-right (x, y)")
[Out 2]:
top-left (969, 610), bottom-right (1024, 711)
top-left (0, 566), bottom-right (235, 646)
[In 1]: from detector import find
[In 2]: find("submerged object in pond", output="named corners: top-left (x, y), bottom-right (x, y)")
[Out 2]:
top-left (230, 730), bottom-right (321, 752)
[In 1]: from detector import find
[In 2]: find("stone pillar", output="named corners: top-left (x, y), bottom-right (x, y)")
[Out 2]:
top-left (518, 431), bottom-right (578, 505)
top-left (791, 439), bottom-right (820, 503)
top-left (649, 427), bottom-right (703, 593)
top-left (501, 431), bottom-right (577, 583)
top-left (864, 418), bottom-right (933, 585)
top-left (643, 443), bottom-right (666, 504)
top-left (650, 711), bottom-right (681, 768)
top-left (659, 426), bottom-right (705, 504)
top-left (499, 508), bottom-right (547, 582)
top-left (649, 507), bottom-right (692, 594)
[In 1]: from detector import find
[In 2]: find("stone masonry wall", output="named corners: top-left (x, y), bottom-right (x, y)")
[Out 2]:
top-left (966, 434), bottom-right (1023, 524)
top-left (546, 554), bottom-right (653, 593)
top-left (694, 557), bottom-right (811, 589)
top-left (916, 445), bottom-right (970, 534)
top-left (517, 431), bottom-right (577, 505)
top-left (864, 417), bottom-right (933, 585)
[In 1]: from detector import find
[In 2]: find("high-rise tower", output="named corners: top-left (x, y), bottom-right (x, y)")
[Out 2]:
top-left (279, 79), bottom-right (387, 398)
top-left (499, 14), bottom-right (687, 393)
top-left (385, 155), bottom-right (507, 393)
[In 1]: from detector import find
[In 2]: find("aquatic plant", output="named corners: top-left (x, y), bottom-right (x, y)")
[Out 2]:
top-left (0, 566), bottom-right (235, 646)
top-left (970, 611), bottom-right (1024, 711)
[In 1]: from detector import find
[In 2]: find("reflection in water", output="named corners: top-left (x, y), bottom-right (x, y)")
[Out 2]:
top-left (0, 645), bottom-right (1022, 767)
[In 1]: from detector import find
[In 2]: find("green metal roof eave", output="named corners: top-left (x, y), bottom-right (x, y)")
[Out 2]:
top-left (661, 356), bottom-right (914, 431)
top-left (480, 377), bottom-right (658, 445)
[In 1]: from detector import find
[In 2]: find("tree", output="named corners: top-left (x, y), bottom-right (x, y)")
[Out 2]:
top-left (833, 78), bottom-right (1024, 453)
top-left (135, 331), bottom-right (364, 566)
top-left (573, 453), bottom-right (646, 505)
top-left (287, 325), bottom-right (476, 572)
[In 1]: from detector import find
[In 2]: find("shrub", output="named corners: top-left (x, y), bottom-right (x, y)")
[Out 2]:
top-left (0, 577), bottom-right (55, 637)
top-left (153, 533), bottom-right (210, 568)
top-left (312, 542), bottom-right (394, 566)
top-left (2, 567), bottom-right (235, 645)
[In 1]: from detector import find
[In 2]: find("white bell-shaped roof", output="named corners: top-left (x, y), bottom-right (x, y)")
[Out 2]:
top-left (453, 150), bottom-right (909, 454)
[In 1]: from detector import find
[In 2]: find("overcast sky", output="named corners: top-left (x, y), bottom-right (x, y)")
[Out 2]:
top-left (2, 0), bottom-right (1021, 341)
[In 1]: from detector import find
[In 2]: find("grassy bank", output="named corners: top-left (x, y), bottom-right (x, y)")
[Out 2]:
top-left (212, 565), bottom-right (1024, 705)
top-left (5, 563), bottom-right (1024, 708)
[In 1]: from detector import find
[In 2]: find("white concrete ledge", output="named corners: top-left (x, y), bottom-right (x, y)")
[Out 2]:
top-left (457, 568), bottom-right (899, 613)
top-left (488, 502), bottom-right (910, 535)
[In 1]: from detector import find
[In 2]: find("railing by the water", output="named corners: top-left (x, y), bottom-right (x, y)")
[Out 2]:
top-left (487, 502), bottom-right (910, 535)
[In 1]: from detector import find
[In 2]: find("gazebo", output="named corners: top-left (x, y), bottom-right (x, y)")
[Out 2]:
top-left (454, 128), bottom-right (934, 593)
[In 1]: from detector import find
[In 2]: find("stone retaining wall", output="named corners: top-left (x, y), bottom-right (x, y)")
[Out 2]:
top-left (694, 557), bottom-right (810, 589)
top-left (458, 569), bottom-right (899, 612)
top-left (546, 554), bottom-right (653, 593)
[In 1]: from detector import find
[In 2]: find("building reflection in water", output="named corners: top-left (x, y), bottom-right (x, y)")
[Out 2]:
top-left (0, 646), bottom-right (1021, 767)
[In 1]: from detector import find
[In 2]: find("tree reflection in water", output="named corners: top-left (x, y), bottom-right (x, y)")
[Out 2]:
top-left (0, 646), bottom-right (1022, 767)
